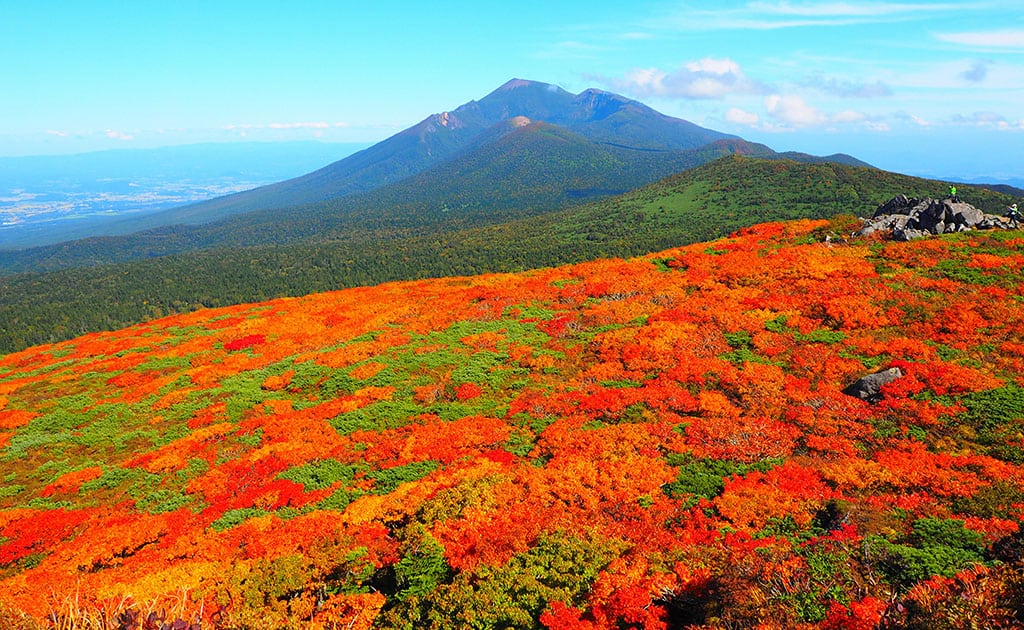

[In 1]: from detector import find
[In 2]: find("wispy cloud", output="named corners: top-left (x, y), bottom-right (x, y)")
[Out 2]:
top-left (618, 32), bottom-right (656, 41)
top-left (892, 111), bottom-right (934, 127)
top-left (223, 121), bottom-right (346, 131)
top-left (269, 122), bottom-right (330, 130)
top-left (104, 129), bottom-right (134, 141)
top-left (726, 108), bottom-right (760, 125)
top-left (831, 109), bottom-right (867, 123)
top-left (960, 60), bottom-right (992, 83)
top-left (936, 28), bottom-right (1024, 49)
top-left (801, 75), bottom-right (892, 98)
top-left (534, 40), bottom-right (609, 60)
top-left (45, 130), bottom-right (68, 137)
top-left (649, 0), bottom-right (970, 31)
top-left (749, 1), bottom-right (968, 18)
top-left (950, 111), bottom-right (1023, 129)
top-left (604, 58), bottom-right (769, 99)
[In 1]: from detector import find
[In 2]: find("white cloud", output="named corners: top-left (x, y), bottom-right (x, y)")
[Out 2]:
top-left (45, 130), bottom-right (68, 137)
top-left (726, 108), bottom-right (761, 126)
top-left (651, 1), bottom-right (971, 31)
top-left (268, 121), bottom-right (330, 130)
top-left (749, 1), bottom-right (967, 18)
top-left (757, 94), bottom-right (879, 130)
top-left (105, 129), bottom-right (134, 141)
top-left (832, 109), bottom-right (866, 123)
top-left (951, 111), bottom-right (1014, 128)
top-left (937, 29), bottom-right (1024, 49)
top-left (689, 58), bottom-right (740, 75)
top-left (616, 68), bottom-right (663, 94)
top-left (223, 121), bottom-right (333, 131)
top-left (609, 58), bottom-right (768, 99)
top-left (765, 94), bottom-right (829, 127)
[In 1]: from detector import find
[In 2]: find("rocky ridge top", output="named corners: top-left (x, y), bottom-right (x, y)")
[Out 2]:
top-left (856, 194), bottom-right (1018, 241)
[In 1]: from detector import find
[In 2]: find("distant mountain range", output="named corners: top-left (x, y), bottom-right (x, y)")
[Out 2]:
top-left (0, 79), bottom-right (870, 270)
top-left (129, 78), bottom-right (873, 229)
top-left (131, 78), bottom-right (749, 227)
top-left (2, 152), bottom-right (1018, 354)
top-left (2, 78), bottom-right (1019, 354)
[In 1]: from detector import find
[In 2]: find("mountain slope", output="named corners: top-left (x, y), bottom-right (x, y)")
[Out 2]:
top-left (1, 219), bottom-right (1022, 627)
top-left (103, 78), bottom-right (739, 231)
top-left (0, 155), bottom-right (1017, 354)
top-left (0, 131), bottom-right (778, 274)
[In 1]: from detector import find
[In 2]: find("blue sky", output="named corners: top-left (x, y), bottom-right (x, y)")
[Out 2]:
top-left (2, 1), bottom-right (1022, 181)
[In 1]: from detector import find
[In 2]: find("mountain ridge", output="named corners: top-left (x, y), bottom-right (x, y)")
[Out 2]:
top-left (0, 140), bottom-right (859, 275)
top-left (97, 78), bottom-right (742, 232)
top-left (1, 154), bottom-right (1018, 354)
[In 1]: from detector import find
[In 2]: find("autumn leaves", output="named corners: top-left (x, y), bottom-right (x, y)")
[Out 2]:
top-left (0, 218), bottom-right (1022, 627)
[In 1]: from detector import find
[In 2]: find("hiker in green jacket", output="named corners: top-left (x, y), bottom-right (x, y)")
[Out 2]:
top-left (948, 184), bottom-right (960, 202)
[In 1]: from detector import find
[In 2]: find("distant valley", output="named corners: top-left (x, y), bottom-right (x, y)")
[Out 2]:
top-left (0, 141), bottom-right (368, 248)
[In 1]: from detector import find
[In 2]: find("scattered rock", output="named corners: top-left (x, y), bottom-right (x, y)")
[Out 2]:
top-left (950, 203), bottom-right (985, 227)
top-left (842, 367), bottom-right (904, 403)
top-left (872, 194), bottom-right (915, 217)
top-left (855, 195), bottom-right (1017, 240)
top-left (978, 215), bottom-right (1017, 230)
top-left (893, 228), bottom-right (931, 242)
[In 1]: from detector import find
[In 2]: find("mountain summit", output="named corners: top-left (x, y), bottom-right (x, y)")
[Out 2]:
top-left (141, 79), bottom-right (738, 226)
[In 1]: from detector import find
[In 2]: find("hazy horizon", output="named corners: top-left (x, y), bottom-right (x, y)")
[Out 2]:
top-left (2, 2), bottom-right (1021, 181)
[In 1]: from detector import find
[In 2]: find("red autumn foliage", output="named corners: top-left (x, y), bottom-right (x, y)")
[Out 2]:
top-left (223, 334), bottom-right (265, 351)
top-left (0, 219), bottom-right (1022, 627)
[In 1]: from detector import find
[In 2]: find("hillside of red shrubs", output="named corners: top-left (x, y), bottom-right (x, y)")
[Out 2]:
top-left (1, 218), bottom-right (1022, 629)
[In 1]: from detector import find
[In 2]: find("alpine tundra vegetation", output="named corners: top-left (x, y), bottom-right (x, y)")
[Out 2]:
top-left (1, 217), bottom-right (1023, 628)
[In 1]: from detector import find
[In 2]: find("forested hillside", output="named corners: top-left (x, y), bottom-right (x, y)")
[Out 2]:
top-left (112, 78), bottom-right (742, 228)
top-left (0, 156), bottom-right (1016, 355)
top-left (1, 218), bottom-right (1022, 628)
top-left (0, 132), bottom-right (771, 275)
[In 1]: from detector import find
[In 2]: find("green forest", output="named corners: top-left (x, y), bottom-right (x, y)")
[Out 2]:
top-left (0, 156), bottom-right (1016, 355)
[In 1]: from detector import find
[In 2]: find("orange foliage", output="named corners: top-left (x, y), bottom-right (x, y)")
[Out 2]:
top-left (41, 466), bottom-right (103, 497)
top-left (1, 218), bottom-right (1023, 626)
top-left (715, 463), bottom-right (838, 532)
top-left (311, 592), bottom-right (386, 630)
top-left (0, 408), bottom-right (36, 430)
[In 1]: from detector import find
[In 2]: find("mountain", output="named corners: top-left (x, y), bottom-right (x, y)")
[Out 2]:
top-left (0, 79), bottom-right (876, 276)
top-left (102, 79), bottom-right (742, 231)
top-left (1, 155), bottom-right (1017, 354)
top-left (981, 182), bottom-right (1024, 197)
top-left (1, 218), bottom-right (1022, 627)
top-left (0, 131), bottom-right (780, 274)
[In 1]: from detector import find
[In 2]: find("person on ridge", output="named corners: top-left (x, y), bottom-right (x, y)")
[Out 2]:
top-left (948, 184), bottom-right (960, 202)
top-left (1008, 203), bottom-right (1020, 228)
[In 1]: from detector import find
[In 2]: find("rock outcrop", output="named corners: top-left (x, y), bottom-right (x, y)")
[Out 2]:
top-left (842, 367), bottom-right (904, 403)
top-left (856, 195), bottom-right (1017, 240)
